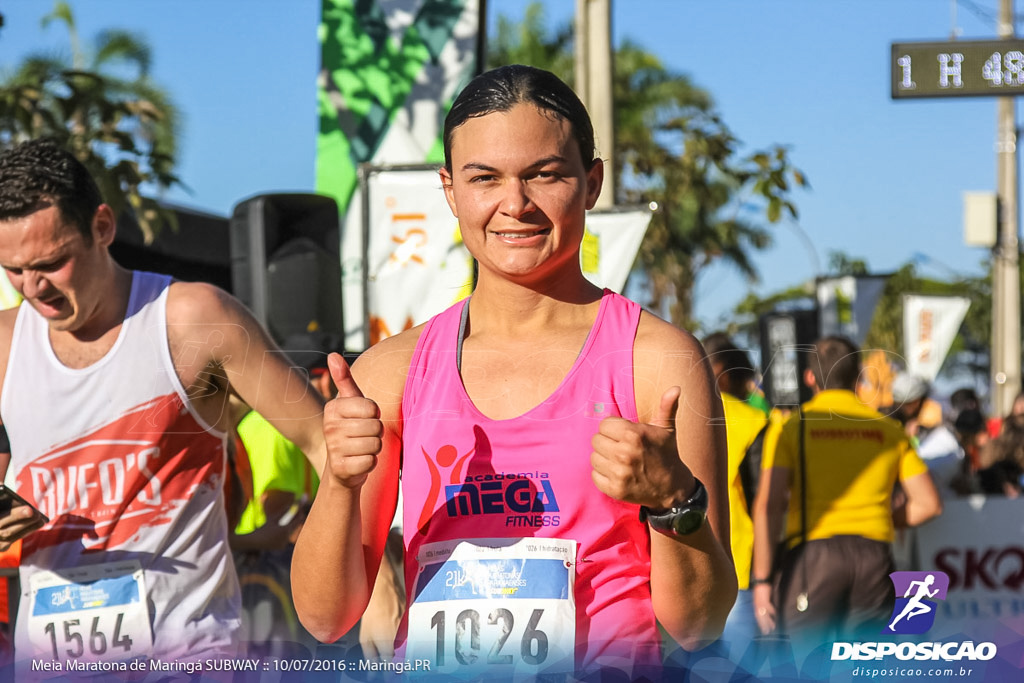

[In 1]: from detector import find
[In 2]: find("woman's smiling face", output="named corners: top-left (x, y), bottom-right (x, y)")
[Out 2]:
top-left (440, 103), bottom-right (603, 285)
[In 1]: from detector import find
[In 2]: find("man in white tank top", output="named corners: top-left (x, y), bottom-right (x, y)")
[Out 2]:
top-left (0, 139), bottom-right (338, 671)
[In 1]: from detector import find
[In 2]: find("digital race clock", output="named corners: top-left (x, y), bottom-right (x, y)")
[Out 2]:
top-left (891, 39), bottom-right (1024, 99)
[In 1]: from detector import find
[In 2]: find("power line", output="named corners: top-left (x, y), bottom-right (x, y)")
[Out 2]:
top-left (956, 0), bottom-right (1024, 27)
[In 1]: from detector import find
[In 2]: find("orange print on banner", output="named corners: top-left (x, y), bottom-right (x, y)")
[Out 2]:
top-left (16, 393), bottom-right (223, 555)
top-left (416, 444), bottom-right (475, 535)
top-left (369, 315), bottom-right (414, 345)
top-left (389, 226), bottom-right (428, 267)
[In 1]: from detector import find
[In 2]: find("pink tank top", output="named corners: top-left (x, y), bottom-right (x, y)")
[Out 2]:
top-left (399, 290), bottom-right (661, 676)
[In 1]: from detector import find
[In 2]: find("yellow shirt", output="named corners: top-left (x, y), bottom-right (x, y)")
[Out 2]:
top-left (763, 390), bottom-right (927, 547)
top-left (722, 393), bottom-right (768, 589)
top-left (234, 411), bottom-right (319, 536)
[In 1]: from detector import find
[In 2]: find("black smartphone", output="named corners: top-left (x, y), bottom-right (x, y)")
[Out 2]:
top-left (0, 485), bottom-right (48, 523)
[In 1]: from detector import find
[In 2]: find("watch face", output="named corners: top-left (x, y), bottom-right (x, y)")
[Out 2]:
top-left (671, 509), bottom-right (706, 536)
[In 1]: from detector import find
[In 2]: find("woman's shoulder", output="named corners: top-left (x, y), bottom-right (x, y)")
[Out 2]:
top-left (631, 309), bottom-right (715, 418)
top-left (634, 308), bottom-right (705, 358)
top-left (350, 323), bottom-right (427, 405)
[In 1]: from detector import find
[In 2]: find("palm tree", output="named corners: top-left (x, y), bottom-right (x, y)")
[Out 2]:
top-left (0, 2), bottom-right (181, 242)
top-left (488, 3), bottom-right (807, 329)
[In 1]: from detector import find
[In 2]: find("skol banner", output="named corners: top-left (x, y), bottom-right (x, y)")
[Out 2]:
top-left (903, 294), bottom-right (970, 381)
top-left (816, 275), bottom-right (888, 346)
top-left (912, 496), bottom-right (1024, 643)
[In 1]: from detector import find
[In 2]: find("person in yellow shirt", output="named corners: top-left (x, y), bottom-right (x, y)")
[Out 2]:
top-left (751, 336), bottom-right (942, 643)
top-left (703, 333), bottom-right (768, 653)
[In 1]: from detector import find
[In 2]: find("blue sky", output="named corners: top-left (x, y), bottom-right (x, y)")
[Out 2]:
top-left (0, 0), bottom-right (1013, 329)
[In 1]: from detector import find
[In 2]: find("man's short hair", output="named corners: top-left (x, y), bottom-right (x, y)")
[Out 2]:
top-left (702, 331), bottom-right (756, 397)
top-left (808, 335), bottom-right (861, 391)
top-left (0, 139), bottom-right (102, 243)
top-left (949, 387), bottom-right (980, 418)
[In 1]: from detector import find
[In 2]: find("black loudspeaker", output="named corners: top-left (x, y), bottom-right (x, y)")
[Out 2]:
top-left (229, 194), bottom-right (343, 357)
top-left (112, 205), bottom-right (231, 291)
top-left (759, 309), bottom-right (819, 408)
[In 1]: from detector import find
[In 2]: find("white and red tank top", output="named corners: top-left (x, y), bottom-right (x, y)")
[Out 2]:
top-left (2, 271), bottom-right (239, 664)
top-left (399, 290), bottom-right (662, 677)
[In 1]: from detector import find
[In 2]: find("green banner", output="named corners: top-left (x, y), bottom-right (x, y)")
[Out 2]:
top-left (316, 0), bottom-right (479, 214)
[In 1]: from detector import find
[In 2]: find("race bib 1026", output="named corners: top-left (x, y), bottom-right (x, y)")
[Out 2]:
top-left (406, 537), bottom-right (576, 679)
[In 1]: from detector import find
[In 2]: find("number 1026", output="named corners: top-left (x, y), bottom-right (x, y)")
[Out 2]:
top-left (430, 607), bottom-right (549, 667)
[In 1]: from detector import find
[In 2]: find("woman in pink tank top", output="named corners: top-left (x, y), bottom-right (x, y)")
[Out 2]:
top-left (293, 65), bottom-right (737, 680)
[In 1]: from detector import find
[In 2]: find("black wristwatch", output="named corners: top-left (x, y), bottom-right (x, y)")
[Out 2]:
top-left (638, 478), bottom-right (708, 537)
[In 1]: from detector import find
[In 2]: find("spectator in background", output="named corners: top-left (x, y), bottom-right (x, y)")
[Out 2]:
top-left (884, 373), bottom-right (930, 441)
top-left (228, 395), bottom-right (316, 656)
top-left (1010, 392), bottom-right (1024, 419)
top-left (950, 387), bottom-right (1002, 439)
top-left (949, 387), bottom-right (981, 420)
top-left (977, 413), bottom-right (1024, 497)
top-left (228, 395), bottom-right (311, 663)
top-left (752, 336), bottom-right (942, 646)
top-left (885, 373), bottom-right (962, 496)
top-left (951, 408), bottom-right (990, 495)
top-left (703, 332), bottom-right (770, 415)
top-left (231, 400), bottom-right (316, 552)
top-left (703, 333), bottom-right (768, 657)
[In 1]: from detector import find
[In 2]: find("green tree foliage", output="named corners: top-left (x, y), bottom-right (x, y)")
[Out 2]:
top-left (0, 2), bottom-right (180, 242)
top-left (487, 3), bottom-right (808, 329)
top-left (488, 3), bottom-right (574, 78)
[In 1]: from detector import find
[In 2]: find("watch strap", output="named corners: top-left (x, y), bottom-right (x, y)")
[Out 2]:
top-left (638, 477), bottom-right (708, 536)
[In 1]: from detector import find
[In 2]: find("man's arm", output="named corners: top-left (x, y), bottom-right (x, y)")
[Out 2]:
top-left (597, 318), bottom-right (736, 651)
top-left (751, 466), bottom-right (790, 635)
top-left (166, 282), bottom-right (328, 473)
top-left (893, 471), bottom-right (942, 528)
top-left (360, 534), bottom-right (405, 661)
top-left (0, 308), bottom-right (44, 548)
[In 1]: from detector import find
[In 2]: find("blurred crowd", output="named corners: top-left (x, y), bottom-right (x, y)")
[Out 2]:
top-left (881, 375), bottom-right (1024, 500)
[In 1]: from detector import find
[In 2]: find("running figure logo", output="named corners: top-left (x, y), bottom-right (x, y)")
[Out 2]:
top-left (884, 571), bottom-right (949, 634)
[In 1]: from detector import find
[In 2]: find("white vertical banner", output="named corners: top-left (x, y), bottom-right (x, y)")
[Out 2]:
top-left (817, 275), bottom-right (888, 346)
top-left (579, 209), bottom-right (651, 294)
top-left (358, 167), bottom-right (474, 347)
top-left (903, 294), bottom-right (971, 381)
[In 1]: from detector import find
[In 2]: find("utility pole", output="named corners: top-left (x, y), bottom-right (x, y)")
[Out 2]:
top-left (575, 0), bottom-right (615, 209)
top-left (993, 0), bottom-right (1021, 416)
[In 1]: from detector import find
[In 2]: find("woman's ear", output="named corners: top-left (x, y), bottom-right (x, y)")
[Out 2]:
top-left (439, 167), bottom-right (458, 218)
top-left (584, 158), bottom-right (605, 210)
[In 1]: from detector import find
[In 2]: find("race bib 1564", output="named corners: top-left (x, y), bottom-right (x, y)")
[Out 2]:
top-left (28, 560), bottom-right (153, 664)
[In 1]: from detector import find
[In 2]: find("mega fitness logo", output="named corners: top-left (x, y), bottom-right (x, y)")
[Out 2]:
top-left (416, 443), bottom-right (561, 533)
top-left (831, 571), bottom-right (997, 663)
